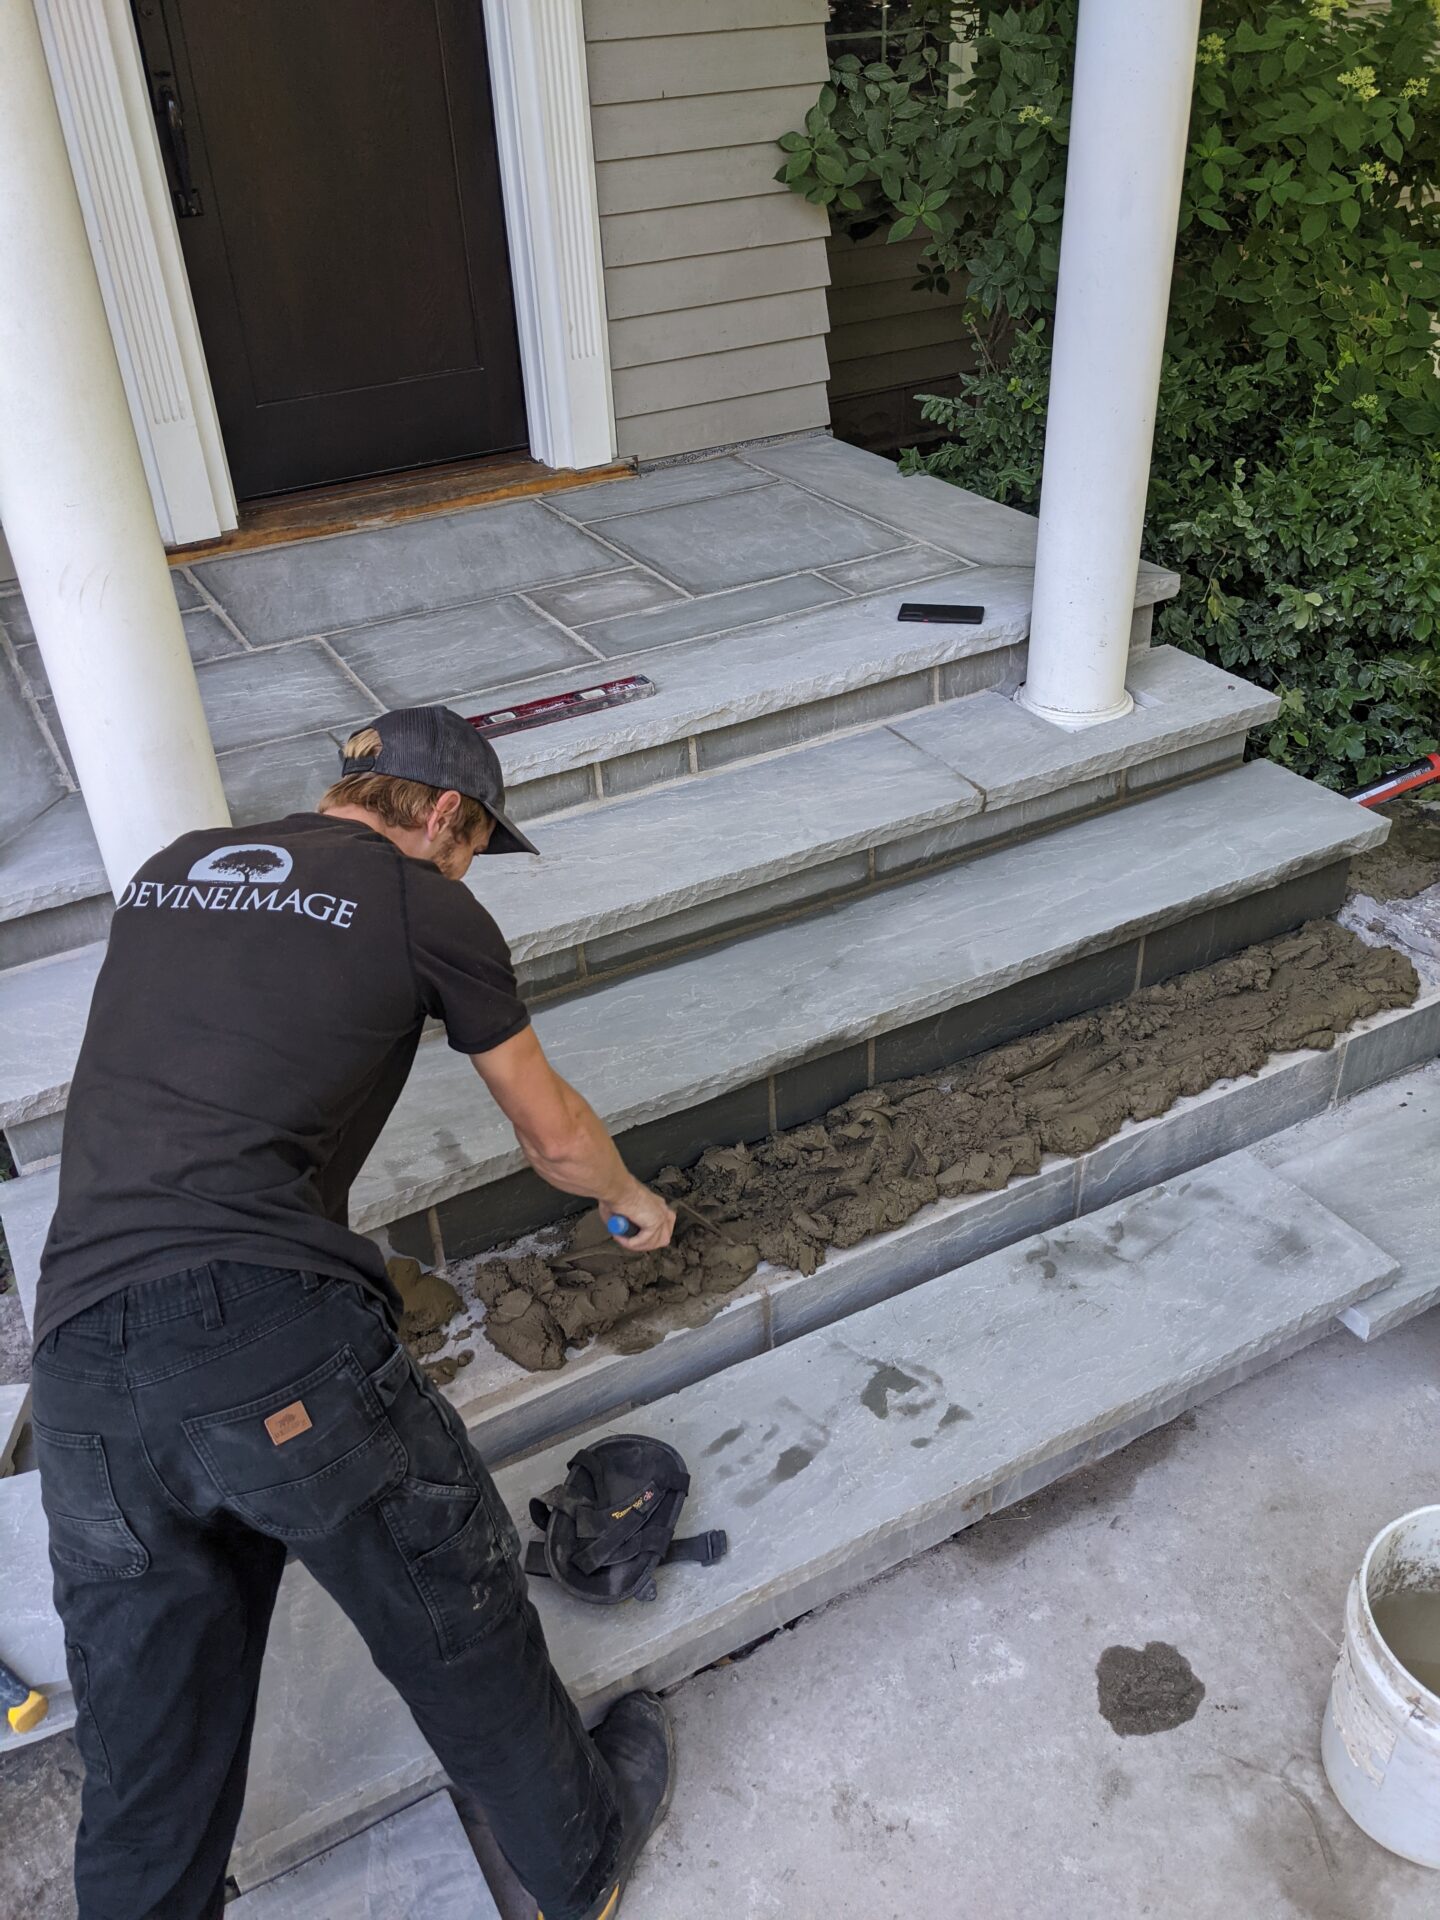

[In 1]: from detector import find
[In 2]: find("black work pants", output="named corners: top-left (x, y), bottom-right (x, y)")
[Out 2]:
top-left (31, 1262), bottom-right (620, 1920)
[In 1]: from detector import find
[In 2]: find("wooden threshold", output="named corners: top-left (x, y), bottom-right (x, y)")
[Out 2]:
top-left (169, 450), bottom-right (635, 563)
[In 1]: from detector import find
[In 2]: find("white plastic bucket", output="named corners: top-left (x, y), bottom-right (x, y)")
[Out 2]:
top-left (1322, 1504), bottom-right (1440, 1868)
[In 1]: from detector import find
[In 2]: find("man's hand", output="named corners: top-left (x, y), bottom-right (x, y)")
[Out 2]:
top-left (471, 1028), bottom-right (673, 1252)
top-left (600, 1180), bottom-right (676, 1254)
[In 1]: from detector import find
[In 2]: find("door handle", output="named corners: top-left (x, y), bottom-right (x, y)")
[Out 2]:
top-left (156, 80), bottom-right (203, 218)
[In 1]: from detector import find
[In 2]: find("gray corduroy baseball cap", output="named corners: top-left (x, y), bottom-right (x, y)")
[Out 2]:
top-left (340, 706), bottom-right (539, 856)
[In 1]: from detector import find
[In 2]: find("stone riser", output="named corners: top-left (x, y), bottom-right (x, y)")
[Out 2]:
top-left (385, 858), bottom-right (1352, 1269)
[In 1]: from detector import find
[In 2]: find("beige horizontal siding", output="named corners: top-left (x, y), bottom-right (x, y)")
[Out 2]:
top-left (615, 385), bottom-right (830, 464)
top-left (603, 237), bottom-right (830, 323)
top-left (583, 0), bottom-right (831, 461)
top-left (587, 28), bottom-right (825, 107)
top-left (586, 0), bottom-right (826, 41)
top-left (609, 288), bottom-right (831, 372)
top-left (612, 336), bottom-right (829, 419)
top-left (591, 84), bottom-right (821, 163)
top-left (602, 194), bottom-right (826, 270)
top-left (596, 143), bottom-right (787, 217)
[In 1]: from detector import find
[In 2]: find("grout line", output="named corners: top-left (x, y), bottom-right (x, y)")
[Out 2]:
top-left (767, 1074), bottom-right (778, 1134)
top-left (731, 446), bottom-right (983, 569)
top-left (313, 636), bottom-right (386, 714)
top-left (688, 735), bottom-right (699, 775)
top-left (534, 499), bottom-right (699, 598)
top-left (537, 473), bottom-right (778, 537)
top-left (182, 569), bottom-right (255, 651)
top-left (1133, 938), bottom-right (1146, 994)
top-left (866, 1037), bottom-right (876, 1088)
top-left (512, 589), bottom-right (609, 666)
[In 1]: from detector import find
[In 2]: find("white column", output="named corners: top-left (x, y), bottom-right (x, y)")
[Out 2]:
top-left (482, 0), bottom-right (617, 472)
top-left (1018, 0), bottom-right (1202, 730)
top-left (0, 0), bottom-right (229, 897)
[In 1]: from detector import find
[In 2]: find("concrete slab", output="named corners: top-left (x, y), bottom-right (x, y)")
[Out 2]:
top-left (587, 481), bottom-right (904, 594)
top-left (230, 1149), bottom-right (1394, 1884)
top-left (194, 643), bottom-right (378, 756)
top-left (0, 1471), bottom-right (72, 1757)
top-left (579, 570), bottom-right (848, 657)
top-left (612, 1315), bottom-right (1440, 1920)
top-left (0, 1383), bottom-right (30, 1477)
top-left (1255, 1060), bottom-right (1440, 1339)
top-left (326, 596), bottom-right (593, 708)
top-left (892, 647), bottom-right (1278, 809)
top-left (232, 1793), bottom-right (499, 1920)
top-left (194, 503), bottom-right (618, 647)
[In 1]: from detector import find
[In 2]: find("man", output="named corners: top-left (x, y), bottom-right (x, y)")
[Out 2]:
top-left (31, 705), bottom-right (676, 1920)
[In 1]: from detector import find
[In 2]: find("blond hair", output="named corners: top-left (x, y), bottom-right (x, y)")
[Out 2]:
top-left (319, 728), bottom-right (491, 840)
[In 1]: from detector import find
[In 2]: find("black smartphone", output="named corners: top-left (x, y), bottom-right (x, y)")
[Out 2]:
top-left (897, 602), bottom-right (986, 625)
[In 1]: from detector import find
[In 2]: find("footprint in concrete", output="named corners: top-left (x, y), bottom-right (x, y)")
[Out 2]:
top-left (1096, 1641), bottom-right (1206, 1736)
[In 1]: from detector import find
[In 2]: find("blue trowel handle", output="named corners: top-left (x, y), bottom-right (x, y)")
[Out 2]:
top-left (606, 1214), bottom-right (634, 1238)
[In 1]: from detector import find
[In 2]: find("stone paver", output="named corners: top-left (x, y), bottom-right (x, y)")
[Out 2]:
top-left (893, 647), bottom-right (1279, 808)
top-left (819, 544), bottom-right (962, 593)
top-left (548, 453), bottom-right (771, 523)
top-left (0, 656), bottom-right (66, 848)
top-left (524, 567), bottom-right (686, 627)
top-left (181, 610), bottom-right (243, 664)
top-left (1255, 1060), bottom-right (1440, 1339)
top-left (326, 595), bottom-right (592, 708)
top-left (216, 729), bottom-right (357, 825)
top-left (578, 570), bottom-right (848, 658)
top-left (194, 642), bottom-right (378, 755)
top-left (0, 1384), bottom-right (30, 1477)
top-left (229, 1148), bottom-right (1393, 1885)
top-left (232, 1793), bottom-right (499, 1920)
top-left (588, 481), bottom-right (903, 595)
top-left (192, 502), bottom-right (617, 646)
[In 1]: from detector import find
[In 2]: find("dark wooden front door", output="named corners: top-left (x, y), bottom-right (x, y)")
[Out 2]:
top-left (132, 0), bottom-right (528, 498)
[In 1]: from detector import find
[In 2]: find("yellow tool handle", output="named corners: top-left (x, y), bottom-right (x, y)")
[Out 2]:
top-left (7, 1687), bottom-right (48, 1735)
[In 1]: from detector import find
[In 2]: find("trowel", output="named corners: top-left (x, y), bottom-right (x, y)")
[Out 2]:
top-left (606, 1197), bottom-right (739, 1246)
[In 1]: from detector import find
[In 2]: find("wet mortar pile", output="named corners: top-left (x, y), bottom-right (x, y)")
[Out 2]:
top-left (1349, 793), bottom-right (1440, 904)
top-left (395, 919), bottom-right (1416, 1380)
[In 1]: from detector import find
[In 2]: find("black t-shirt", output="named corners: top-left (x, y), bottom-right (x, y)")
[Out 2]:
top-left (34, 814), bottom-right (529, 1346)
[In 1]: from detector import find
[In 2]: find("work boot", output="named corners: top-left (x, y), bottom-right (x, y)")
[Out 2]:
top-left (546, 1691), bottom-right (675, 1920)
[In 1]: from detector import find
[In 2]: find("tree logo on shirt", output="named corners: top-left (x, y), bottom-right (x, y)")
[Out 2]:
top-left (187, 843), bottom-right (293, 885)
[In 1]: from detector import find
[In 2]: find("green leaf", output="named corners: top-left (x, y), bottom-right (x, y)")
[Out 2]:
top-left (888, 213), bottom-right (918, 242)
top-left (1011, 178), bottom-right (1032, 219)
top-left (777, 131), bottom-right (808, 154)
top-left (1301, 209), bottom-right (1327, 245)
top-left (815, 152), bottom-right (846, 184)
top-left (1340, 196), bottom-right (1360, 232)
top-left (1195, 207), bottom-right (1230, 231)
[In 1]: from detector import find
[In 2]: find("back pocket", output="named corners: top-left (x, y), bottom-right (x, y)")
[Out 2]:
top-left (33, 1424), bottom-right (148, 1580)
top-left (184, 1346), bottom-right (406, 1538)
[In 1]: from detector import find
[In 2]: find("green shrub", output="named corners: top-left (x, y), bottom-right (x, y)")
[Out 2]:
top-left (781, 0), bottom-right (1440, 786)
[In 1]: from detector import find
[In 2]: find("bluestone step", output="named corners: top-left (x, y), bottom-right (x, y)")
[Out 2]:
top-left (231, 1792), bottom-right (499, 1920)
top-left (223, 1148), bottom-right (1393, 1886)
top-left (0, 1383), bottom-right (30, 1477)
top-left (0, 646), bottom-right (1276, 1150)
top-left (5, 988), bottom-right (1435, 1454)
top-left (1255, 1059), bottom-right (1440, 1340)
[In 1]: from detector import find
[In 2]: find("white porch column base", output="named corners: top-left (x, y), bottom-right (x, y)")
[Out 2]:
top-left (1018, 0), bottom-right (1203, 732)
top-left (0, 0), bottom-right (229, 897)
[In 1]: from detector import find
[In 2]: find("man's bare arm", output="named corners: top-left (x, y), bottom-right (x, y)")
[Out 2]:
top-left (470, 1027), bottom-right (674, 1251)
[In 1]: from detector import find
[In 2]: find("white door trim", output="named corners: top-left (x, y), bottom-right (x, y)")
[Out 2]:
top-left (34, 0), bottom-right (236, 546)
top-left (482, 0), bottom-right (618, 472)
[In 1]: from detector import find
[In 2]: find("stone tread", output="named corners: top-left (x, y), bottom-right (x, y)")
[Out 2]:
top-left (0, 648), bottom-right (1284, 1128)
top-left (1254, 1059), bottom-right (1440, 1341)
top-left (230, 1793), bottom-right (499, 1919)
top-left (224, 1148), bottom-right (1391, 1884)
top-left (0, 763), bottom-right (1387, 1234)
